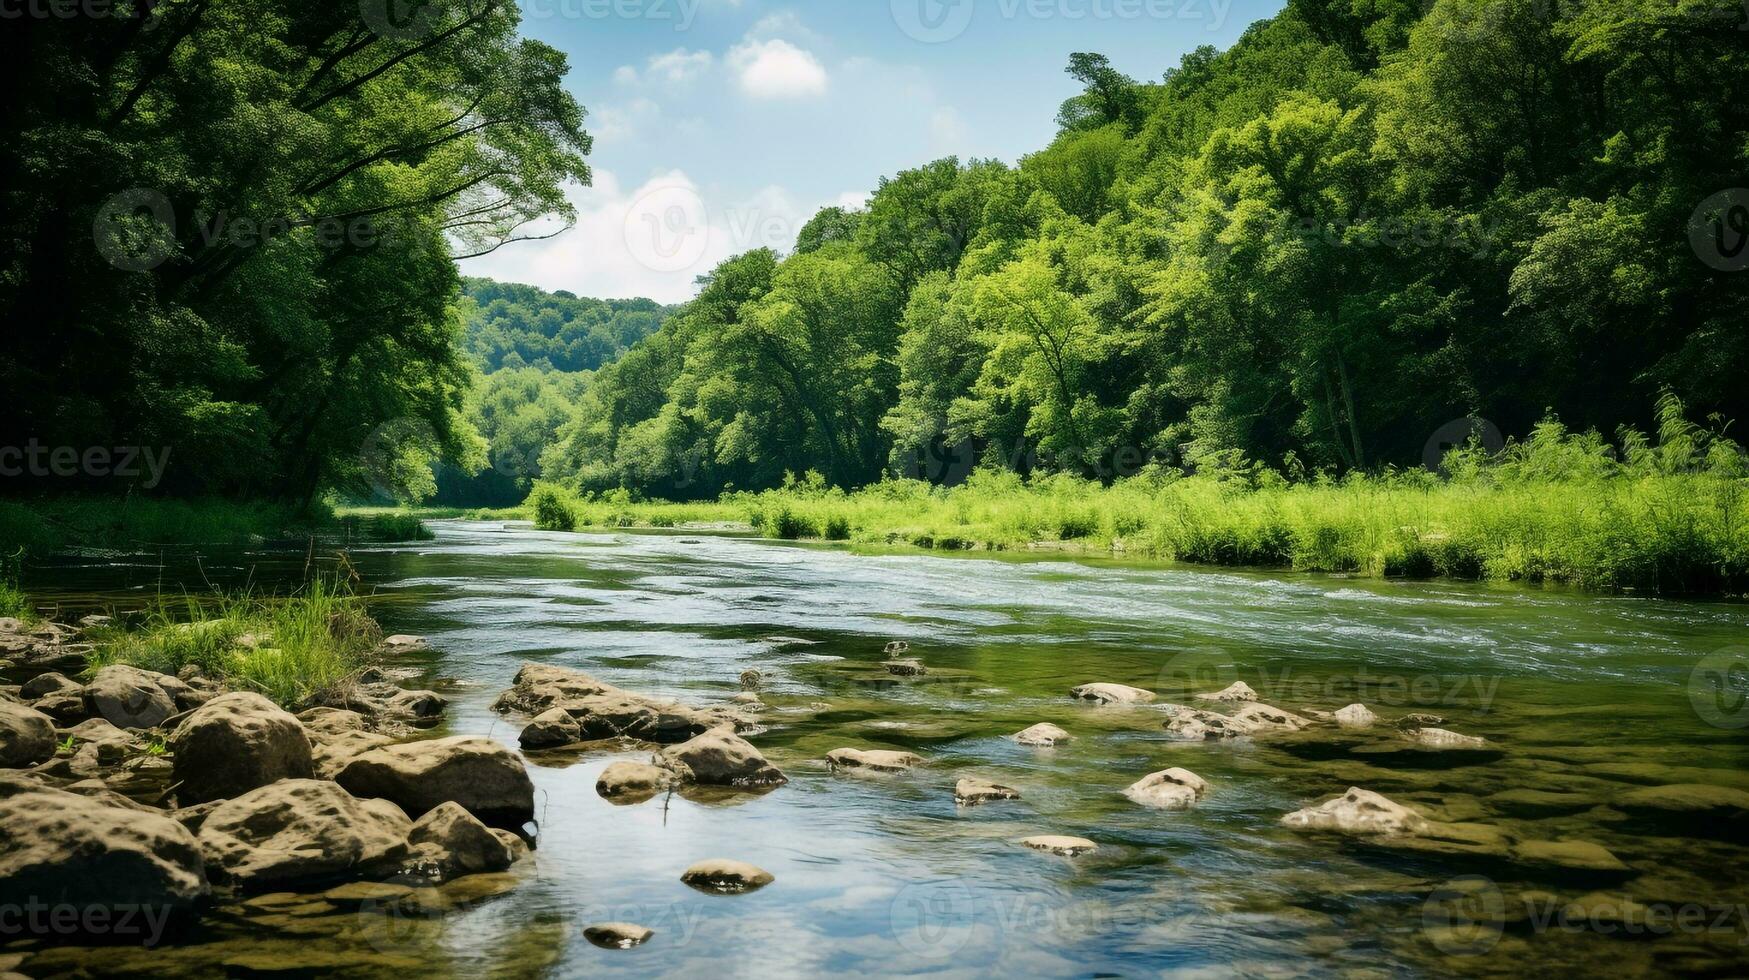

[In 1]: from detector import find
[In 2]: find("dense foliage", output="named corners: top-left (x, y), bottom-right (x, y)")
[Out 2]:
top-left (0, 0), bottom-right (590, 503)
top-left (543, 0), bottom-right (1749, 499)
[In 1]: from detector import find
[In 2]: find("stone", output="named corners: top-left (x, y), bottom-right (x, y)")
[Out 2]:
top-left (1395, 712), bottom-right (1445, 730)
top-left (1020, 835), bottom-right (1098, 856)
top-left (826, 747), bottom-right (923, 773)
top-left (0, 785), bottom-right (207, 927)
top-left (309, 730), bottom-right (395, 780)
top-left (1195, 681), bottom-right (1258, 702)
top-left (660, 730), bottom-right (787, 787)
top-left (31, 690), bottom-right (90, 724)
top-left (1485, 788), bottom-right (1598, 819)
top-left (519, 707), bottom-right (583, 749)
top-left (1510, 839), bottom-right (1631, 875)
top-left (1164, 709), bottom-right (1253, 740)
top-left (493, 829), bottom-right (530, 864)
top-left (1229, 703), bottom-right (1312, 732)
top-left (738, 669), bottom-right (762, 691)
top-left (1333, 704), bottom-right (1377, 728)
top-left (0, 702), bottom-right (56, 769)
top-left (401, 802), bottom-right (515, 881)
top-left (296, 707), bottom-right (372, 736)
top-left (20, 672), bottom-right (79, 701)
top-left (883, 660), bottom-right (927, 676)
top-left (1123, 768), bottom-right (1209, 810)
top-left (152, 673), bottom-right (212, 712)
top-left (1069, 683), bottom-right (1156, 705)
top-left (680, 859), bottom-right (773, 894)
top-left (492, 663), bottom-right (621, 715)
top-left (1012, 723), bottom-right (1071, 747)
top-left (584, 922), bottom-right (654, 949)
top-left (381, 635), bottom-right (428, 652)
top-left (198, 779), bottom-right (412, 889)
top-left (882, 641), bottom-right (910, 656)
top-left (1281, 787), bottom-right (1429, 836)
top-left (83, 664), bottom-right (177, 729)
top-left (169, 692), bottom-right (314, 805)
top-left (1405, 727), bottom-right (1488, 749)
top-left (595, 761), bottom-right (676, 801)
top-left (334, 736), bottom-right (536, 828)
top-left (1609, 783), bottom-right (1749, 840)
top-left (955, 777), bottom-right (1020, 806)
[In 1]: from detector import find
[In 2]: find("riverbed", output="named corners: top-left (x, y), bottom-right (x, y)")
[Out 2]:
top-left (16, 520), bottom-right (1749, 977)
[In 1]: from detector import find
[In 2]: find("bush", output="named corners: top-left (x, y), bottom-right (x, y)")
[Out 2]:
top-left (532, 486), bottom-right (577, 532)
top-left (824, 514), bottom-right (851, 540)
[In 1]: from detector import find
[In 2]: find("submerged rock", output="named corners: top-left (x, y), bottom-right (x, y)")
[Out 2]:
top-left (1069, 683), bottom-right (1155, 705)
top-left (680, 858), bottom-right (773, 894)
top-left (826, 747), bottom-right (923, 773)
top-left (1608, 783), bottom-right (1749, 841)
top-left (1019, 835), bottom-right (1098, 857)
top-left (883, 659), bottom-right (928, 676)
top-left (660, 730), bottom-right (787, 787)
top-left (739, 669), bottom-right (762, 691)
top-left (1123, 768), bottom-right (1209, 810)
top-left (1011, 723), bottom-right (1071, 747)
top-left (1509, 839), bottom-right (1631, 875)
top-left (334, 736), bottom-right (536, 828)
top-left (169, 692), bottom-right (313, 805)
top-left (1333, 704), bottom-right (1377, 728)
top-left (0, 786), bottom-right (207, 929)
top-left (585, 922), bottom-right (654, 949)
top-left (198, 779), bottom-right (411, 890)
top-left (1280, 787), bottom-right (1429, 836)
top-left (1195, 681), bottom-right (1257, 702)
top-left (1404, 727), bottom-right (1488, 749)
top-left (0, 701), bottom-right (56, 769)
top-left (955, 777), bottom-right (1021, 806)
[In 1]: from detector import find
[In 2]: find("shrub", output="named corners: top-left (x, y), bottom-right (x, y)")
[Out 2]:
top-left (533, 486), bottom-right (577, 532)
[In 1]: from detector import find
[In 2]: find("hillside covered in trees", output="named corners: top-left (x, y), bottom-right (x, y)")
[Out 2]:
top-left (540, 0), bottom-right (1749, 500)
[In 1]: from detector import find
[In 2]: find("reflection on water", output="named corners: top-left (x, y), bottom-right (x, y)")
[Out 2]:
top-left (17, 522), bottom-right (1749, 978)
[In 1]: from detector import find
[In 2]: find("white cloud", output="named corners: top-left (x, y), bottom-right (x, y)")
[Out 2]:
top-left (613, 48), bottom-right (714, 87)
top-left (727, 38), bottom-right (828, 100)
top-left (590, 97), bottom-right (662, 145)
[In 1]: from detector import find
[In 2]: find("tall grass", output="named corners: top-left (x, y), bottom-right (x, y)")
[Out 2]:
top-left (0, 496), bottom-right (333, 557)
top-left (87, 577), bottom-right (382, 706)
top-left (526, 398), bottom-right (1749, 595)
top-left (0, 549), bottom-right (33, 622)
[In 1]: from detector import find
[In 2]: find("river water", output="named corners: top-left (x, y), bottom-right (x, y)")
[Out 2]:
top-left (15, 521), bottom-right (1749, 978)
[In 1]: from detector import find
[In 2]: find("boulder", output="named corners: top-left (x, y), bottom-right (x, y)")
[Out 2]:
top-left (1195, 681), bottom-right (1257, 702)
top-left (1281, 787), bottom-right (1428, 836)
top-left (401, 802), bottom-right (515, 881)
top-left (1229, 703), bottom-right (1311, 733)
top-left (680, 858), bottom-right (773, 894)
top-left (309, 730), bottom-right (395, 780)
top-left (584, 922), bottom-right (653, 949)
top-left (83, 664), bottom-right (177, 729)
top-left (0, 702), bottom-right (56, 769)
top-left (152, 673), bottom-right (212, 713)
top-left (1069, 683), bottom-right (1155, 705)
top-left (1012, 723), bottom-right (1071, 747)
top-left (31, 690), bottom-right (90, 724)
top-left (1123, 768), bottom-right (1209, 810)
top-left (1395, 712), bottom-right (1446, 730)
top-left (381, 635), bottom-right (428, 652)
top-left (296, 707), bottom-right (372, 736)
top-left (493, 663), bottom-right (739, 744)
top-left (169, 692), bottom-right (314, 805)
top-left (1333, 704), bottom-right (1377, 728)
top-left (60, 717), bottom-right (137, 752)
top-left (596, 761), bottom-right (676, 801)
top-left (198, 779), bottom-right (412, 889)
top-left (660, 730), bottom-right (787, 787)
top-left (0, 786), bottom-right (207, 934)
top-left (334, 736), bottom-right (536, 828)
top-left (1164, 709), bottom-right (1253, 740)
top-left (20, 672), bottom-right (79, 701)
top-left (954, 777), bottom-right (1020, 806)
top-left (1019, 835), bottom-right (1098, 857)
top-left (826, 748), bottom-right (923, 773)
top-left (518, 707), bottom-right (582, 749)
top-left (492, 663), bottom-right (620, 715)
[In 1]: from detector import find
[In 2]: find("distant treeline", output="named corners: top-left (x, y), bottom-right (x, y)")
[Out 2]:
top-left (538, 0), bottom-right (1749, 500)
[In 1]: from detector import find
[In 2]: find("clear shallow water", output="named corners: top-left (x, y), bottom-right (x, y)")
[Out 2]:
top-left (16, 521), bottom-right (1749, 978)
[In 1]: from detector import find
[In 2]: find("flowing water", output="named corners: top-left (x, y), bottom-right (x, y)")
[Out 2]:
top-left (13, 521), bottom-right (1749, 978)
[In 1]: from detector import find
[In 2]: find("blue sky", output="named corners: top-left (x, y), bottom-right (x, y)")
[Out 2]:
top-left (462, 0), bottom-right (1285, 301)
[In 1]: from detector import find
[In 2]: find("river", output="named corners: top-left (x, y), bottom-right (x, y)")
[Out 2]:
top-left (16, 520), bottom-right (1749, 977)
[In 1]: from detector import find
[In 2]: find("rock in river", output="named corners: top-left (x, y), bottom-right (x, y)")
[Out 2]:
top-left (1069, 683), bottom-right (1156, 705)
top-left (401, 801), bottom-right (517, 881)
top-left (596, 761), bottom-right (677, 801)
top-left (198, 779), bottom-right (411, 890)
top-left (1012, 723), bottom-right (1071, 747)
top-left (826, 747), bottom-right (923, 773)
top-left (1123, 768), bottom-right (1209, 810)
top-left (1195, 681), bottom-right (1257, 702)
top-left (1280, 787), bottom-right (1429, 836)
top-left (0, 785), bottom-right (207, 929)
top-left (335, 735), bottom-right (536, 828)
top-left (519, 707), bottom-right (583, 749)
top-left (1020, 835), bottom-right (1098, 857)
top-left (661, 730), bottom-right (787, 787)
top-left (169, 692), bottom-right (314, 805)
top-left (585, 922), bottom-right (654, 949)
top-left (681, 858), bottom-right (773, 894)
top-left (0, 701), bottom-right (56, 769)
top-left (955, 777), bottom-right (1021, 806)
top-left (1333, 704), bottom-right (1377, 729)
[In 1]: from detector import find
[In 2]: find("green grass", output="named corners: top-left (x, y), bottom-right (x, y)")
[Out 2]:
top-left (0, 496), bottom-right (336, 557)
top-left (86, 577), bottom-right (382, 707)
top-left (523, 404), bottom-right (1749, 596)
top-left (340, 513), bottom-right (436, 542)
